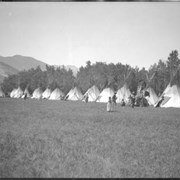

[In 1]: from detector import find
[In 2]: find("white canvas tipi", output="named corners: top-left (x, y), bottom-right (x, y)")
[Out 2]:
top-left (49, 88), bottom-right (64, 100)
top-left (97, 87), bottom-right (114, 103)
top-left (145, 87), bottom-right (159, 106)
top-left (142, 73), bottom-right (159, 106)
top-left (0, 87), bottom-right (5, 97)
top-left (31, 88), bottom-right (43, 99)
top-left (10, 88), bottom-right (17, 98)
top-left (162, 83), bottom-right (171, 95)
top-left (22, 88), bottom-right (31, 98)
top-left (116, 83), bottom-right (132, 104)
top-left (13, 87), bottom-right (23, 98)
top-left (156, 65), bottom-right (180, 108)
top-left (65, 87), bottom-right (83, 101)
top-left (160, 84), bottom-right (180, 108)
top-left (83, 85), bottom-right (100, 102)
top-left (116, 68), bottom-right (132, 104)
top-left (42, 88), bottom-right (52, 99)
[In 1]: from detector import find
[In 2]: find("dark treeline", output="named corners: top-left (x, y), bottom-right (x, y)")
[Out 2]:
top-left (1, 50), bottom-right (180, 96)
top-left (2, 66), bottom-right (75, 95)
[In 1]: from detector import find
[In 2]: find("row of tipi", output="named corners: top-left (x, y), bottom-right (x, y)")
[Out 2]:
top-left (1, 84), bottom-right (132, 103)
top-left (0, 83), bottom-right (180, 108)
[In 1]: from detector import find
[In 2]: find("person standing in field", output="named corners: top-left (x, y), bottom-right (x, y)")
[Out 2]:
top-left (121, 98), bottom-right (125, 107)
top-left (112, 92), bottom-right (117, 105)
top-left (155, 95), bottom-right (164, 107)
top-left (24, 92), bottom-right (27, 100)
top-left (85, 94), bottom-right (89, 103)
top-left (131, 92), bottom-right (136, 108)
top-left (107, 96), bottom-right (112, 112)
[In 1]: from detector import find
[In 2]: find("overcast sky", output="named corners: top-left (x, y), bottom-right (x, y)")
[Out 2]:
top-left (0, 2), bottom-right (180, 69)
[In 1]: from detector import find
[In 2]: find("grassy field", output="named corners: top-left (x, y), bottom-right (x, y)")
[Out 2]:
top-left (0, 98), bottom-right (180, 178)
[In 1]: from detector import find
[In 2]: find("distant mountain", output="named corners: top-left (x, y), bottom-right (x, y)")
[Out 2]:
top-left (0, 61), bottom-right (19, 83)
top-left (0, 55), bottom-right (47, 71)
top-left (0, 55), bottom-right (79, 78)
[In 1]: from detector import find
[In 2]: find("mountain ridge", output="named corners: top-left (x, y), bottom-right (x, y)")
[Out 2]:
top-left (0, 55), bottom-right (47, 71)
top-left (0, 61), bottom-right (19, 83)
top-left (0, 55), bottom-right (79, 82)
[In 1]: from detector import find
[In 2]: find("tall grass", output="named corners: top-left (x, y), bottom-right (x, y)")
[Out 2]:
top-left (0, 98), bottom-right (180, 177)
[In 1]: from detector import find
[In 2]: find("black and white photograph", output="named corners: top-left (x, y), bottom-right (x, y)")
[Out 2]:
top-left (0, 1), bottom-right (180, 178)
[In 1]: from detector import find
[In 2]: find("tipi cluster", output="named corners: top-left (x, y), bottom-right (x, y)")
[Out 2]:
top-left (1, 82), bottom-right (180, 108)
